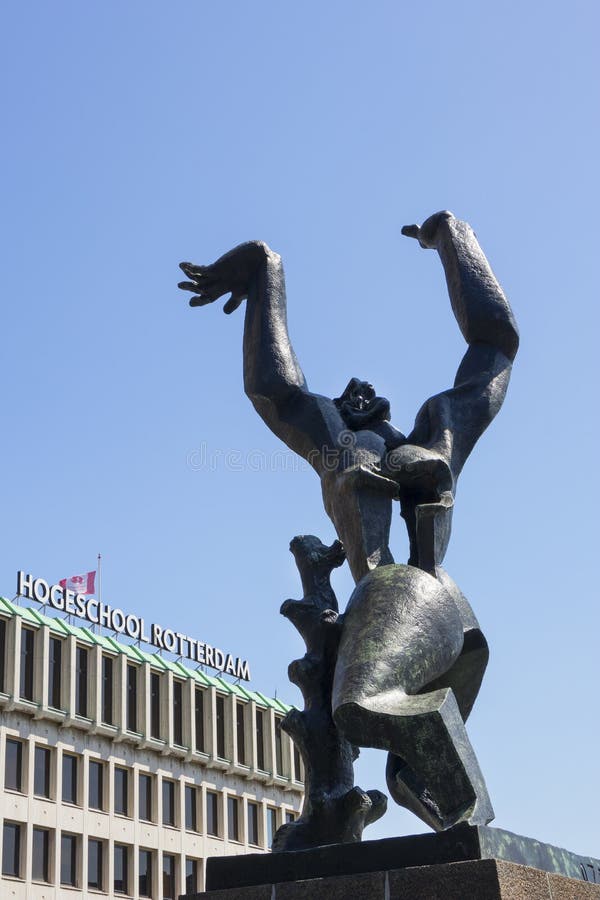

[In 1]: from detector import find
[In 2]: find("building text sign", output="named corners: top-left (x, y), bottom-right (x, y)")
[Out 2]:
top-left (17, 571), bottom-right (251, 681)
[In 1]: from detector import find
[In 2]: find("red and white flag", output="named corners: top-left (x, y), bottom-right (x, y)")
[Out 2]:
top-left (59, 571), bottom-right (96, 595)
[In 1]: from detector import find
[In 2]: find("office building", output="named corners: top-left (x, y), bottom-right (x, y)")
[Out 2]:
top-left (0, 597), bottom-right (303, 898)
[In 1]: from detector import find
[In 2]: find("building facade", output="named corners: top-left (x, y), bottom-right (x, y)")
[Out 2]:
top-left (0, 598), bottom-right (303, 899)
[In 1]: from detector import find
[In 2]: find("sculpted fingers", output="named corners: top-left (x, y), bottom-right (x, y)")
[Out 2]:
top-left (179, 262), bottom-right (209, 279)
top-left (178, 261), bottom-right (228, 308)
top-left (178, 247), bottom-right (258, 314)
top-left (223, 291), bottom-right (246, 314)
top-left (179, 281), bottom-right (222, 307)
top-left (189, 293), bottom-right (218, 308)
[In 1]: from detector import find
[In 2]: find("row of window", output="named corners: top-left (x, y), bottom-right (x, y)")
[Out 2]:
top-left (4, 738), bottom-right (295, 844)
top-left (1, 821), bottom-right (200, 897)
top-left (0, 619), bottom-right (303, 780)
top-left (7, 622), bottom-right (182, 739)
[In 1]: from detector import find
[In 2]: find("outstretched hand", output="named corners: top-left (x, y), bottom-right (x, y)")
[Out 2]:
top-left (178, 261), bottom-right (247, 314)
top-left (179, 240), bottom-right (272, 314)
top-left (402, 210), bottom-right (454, 249)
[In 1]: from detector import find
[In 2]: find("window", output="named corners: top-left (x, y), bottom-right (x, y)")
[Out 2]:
top-left (0, 617), bottom-right (6, 692)
top-left (114, 767), bottom-right (128, 816)
top-left (75, 646), bottom-right (88, 717)
top-left (32, 828), bottom-right (50, 882)
top-left (267, 807), bottom-right (278, 849)
top-left (216, 694), bottom-right (226, 759)
top-left (173, 680), bottom-right (183, 745)
top-left (163, 852), bottom-right (176, 899)
top-left (256, 709), bottom-right (265, 770)
top-left (102, 655), bottom-right (113, 725)
top-left (114, 844), bottom-right (128, 895)
top-left (285, 810), bottom-right (296, 823)
top-left (185, 785), bottom-right (198, 831)
top-left (150, 673), bottom-right (160, 739)
top-left (275, 715), bottom-right (284, 775)
top-left (20, 627), bottom-right (34, 700)
top-left (293, 742), bottom-right (303, 781)
top-left (247, 801), bottom-right (259, 846)
top-left (237, 702), bottom-right (246, 765)
top-left (139, 773), bottom-right (153, 821)
top-left (62, 753), bottom-right (78, 804)
top-left (2, 822), bottom-right (21, 877)
top-left (5, 739), bottom-right (23, 791)
top-left (227, 796), bottom-right (240, 841)
top-left (186, 858), bottom-right (199, 894)
top-left (34, 745), bottom-right (51, 798)
top-left (206, 790), bottom-right (219, 836)
top-left (139, 849), bottom-right (153, 898)
top-left (126, 664), bottom-right (137, 732)
top-left (195, 689), bottom-right (205, 752)
top-left (88, 839), bottom-right (103, 891)
top-left (89, 760), bottom-right (104, 810)
top-left (60, 833), bottom-right (77, 887)
top-left (162, 778), bottom-right (175, 826)
top-left (48, 636), bottom-right (62, 708)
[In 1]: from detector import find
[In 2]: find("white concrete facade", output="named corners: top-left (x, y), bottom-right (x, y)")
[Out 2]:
top-left (0, 600), bottom-right (303, 899)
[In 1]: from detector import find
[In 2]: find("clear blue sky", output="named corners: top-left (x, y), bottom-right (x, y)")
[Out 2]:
top-left (2, 0), bottom-right (599, 856)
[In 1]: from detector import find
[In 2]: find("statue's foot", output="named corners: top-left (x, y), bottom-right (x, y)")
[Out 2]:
top-left (385, 753), bottom-right (493, 832)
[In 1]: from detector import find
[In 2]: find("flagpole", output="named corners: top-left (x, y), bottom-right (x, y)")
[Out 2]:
top-left (97, 553), bottom-right (102, 633)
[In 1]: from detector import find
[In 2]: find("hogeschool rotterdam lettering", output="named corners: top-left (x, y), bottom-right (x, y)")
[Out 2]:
top-left (16, 571), bottom-right (251, 681)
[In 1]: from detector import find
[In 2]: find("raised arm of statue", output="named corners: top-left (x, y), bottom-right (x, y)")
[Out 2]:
top-left (179, 241), bottom-right (334, 464)
top-left (385, 212), bottom-right (519, 569)
top-left (400, 211), bottom-right (519, 485)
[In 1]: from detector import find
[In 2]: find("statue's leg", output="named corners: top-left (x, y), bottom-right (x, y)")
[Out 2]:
top-left (332, 564), bottom-right (494, 831)
top-left (335, 685), bottom-right (494, 831)
top-left (321, 474), bottom-right (396, 584)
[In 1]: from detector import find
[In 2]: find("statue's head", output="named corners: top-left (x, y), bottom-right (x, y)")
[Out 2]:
top-left (334, 377), bottom-right (391, 429)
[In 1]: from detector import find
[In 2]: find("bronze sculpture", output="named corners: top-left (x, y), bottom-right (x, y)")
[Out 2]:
top-left (179, 210), bottom-right (519, 845)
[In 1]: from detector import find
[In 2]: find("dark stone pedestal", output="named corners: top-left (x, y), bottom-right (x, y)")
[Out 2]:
top-left (184, 859), bottom-right (600, 899)
top-left (181, 825), bottom-right (600, 899)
